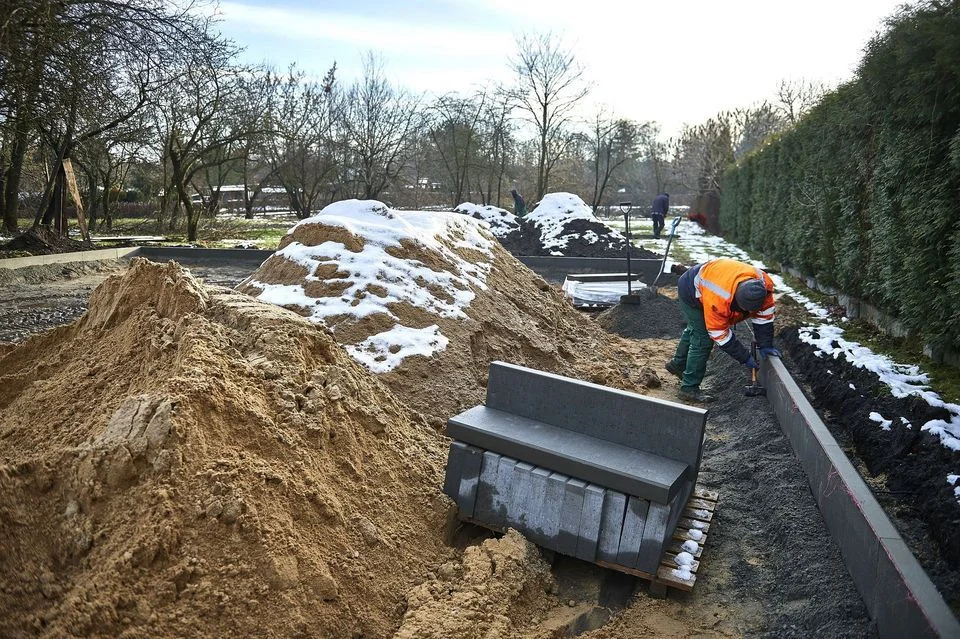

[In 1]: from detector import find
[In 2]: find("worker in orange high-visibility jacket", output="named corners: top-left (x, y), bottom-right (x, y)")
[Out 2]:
top-left (665, 258), bottom-right (780, 403)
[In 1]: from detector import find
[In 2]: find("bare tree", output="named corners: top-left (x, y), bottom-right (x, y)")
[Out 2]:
top-left (1, 1), bottom-right (207, 235)
top-left (342, 53), bottom-right (423, 200)
top-left (587, 110), bottom-right (644, 211)
top-left (159, 39), bottom-right (270, 240)
top-left (268, 64), bottom-right (339, 219)
top-left (672, 116), bottom-right (736, 195)
top-left (510, 31), bottom-right (590, 200)
top-left (428, 91), bottom-right (486, 206)
top-left (775, 79), bottom-right (827, 125)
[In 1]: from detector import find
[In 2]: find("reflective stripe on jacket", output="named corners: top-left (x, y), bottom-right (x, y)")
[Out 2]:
top-left (692, 259), bottom-right (775, 346)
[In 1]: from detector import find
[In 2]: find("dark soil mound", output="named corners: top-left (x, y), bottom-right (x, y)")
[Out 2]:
top-left (781, 326), bottom-right (960, 608)
top-left (535, 218), bottom-right (627, 258)
top-left (595, 293), bottom-right (685, 339)
top-left (496, 225), bottom-right (545, 257)
top-left (1, 228), bottom-right (93, 255)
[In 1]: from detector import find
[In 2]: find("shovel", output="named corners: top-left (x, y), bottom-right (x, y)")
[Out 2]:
top-left (650, 215), bottom-right (684, 294)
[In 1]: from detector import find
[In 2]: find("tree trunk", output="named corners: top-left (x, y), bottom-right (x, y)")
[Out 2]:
top-left (2, 128), bottom-right (30, 234)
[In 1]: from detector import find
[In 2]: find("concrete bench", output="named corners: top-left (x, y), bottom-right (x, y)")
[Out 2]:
top-left (443, 362), bottom-right (708, 576)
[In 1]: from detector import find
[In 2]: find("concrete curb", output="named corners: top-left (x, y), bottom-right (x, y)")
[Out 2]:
top-left (763, 357), bottom-right (960, 638)
top-left (0, 247), bottom-right (140, 270)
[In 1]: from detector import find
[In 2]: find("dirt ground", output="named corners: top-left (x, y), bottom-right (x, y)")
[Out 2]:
top-left (0, 257), bottom-right (880, 637)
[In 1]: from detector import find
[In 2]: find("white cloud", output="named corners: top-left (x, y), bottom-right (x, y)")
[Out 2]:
top-left (217, 0), bottom-right (908, 137)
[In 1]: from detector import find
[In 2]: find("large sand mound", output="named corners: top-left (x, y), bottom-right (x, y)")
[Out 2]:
top-left (0, 259), bottom-right (463, 638)
top-left (238, 200), bottom-right (662, 422)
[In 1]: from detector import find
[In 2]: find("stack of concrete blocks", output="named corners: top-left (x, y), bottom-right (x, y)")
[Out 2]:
top-left (443, 362), bottom-right (708, 577)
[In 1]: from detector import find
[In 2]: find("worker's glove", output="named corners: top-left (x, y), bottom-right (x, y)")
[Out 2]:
top-left (744, 355), bottom-right (759, 370)
top-left (758, 346), bottom-right (781, 360)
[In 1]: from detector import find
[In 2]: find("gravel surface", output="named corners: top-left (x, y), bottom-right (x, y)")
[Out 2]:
top-left (0, 259), bottom-right (256, 343)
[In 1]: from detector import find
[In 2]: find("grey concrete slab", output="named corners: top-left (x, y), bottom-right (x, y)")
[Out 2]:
top-left (576, 484), bottom-right (605, 562)
top-left (455, 444), bottom-right (484, 519)
top-left (516, 256), bottom-right (678, 286)
top-left (597, 490), bottom-right (628, 564)
top-left (448, 405), bottom-right (689, 503)
top-left (615, 496), bottom-right (650, 569)
top-left (564, 273), bottom-right (644, 283)
top-left (507, 462), bottom-right (537, 530)
top-left (135, 246), bottom-right (273, 264)
top-left (442, 441), bottom-right (469, 501)
top-left (875, 538), bottom-right (959, 638)
top-left (483, 362), bottom-right (706, 477)
top-left (472, 451), bottom-right (503, 526)
top-left (490, 456), bottom-right (518, 530)
top-left (558, 478), bottom-right (586, 557)
top-left (635, 500), bottom-right (672, 574)
top-left (527, 467), bottom-right (552, 546)
top-left (764, 358), bottom-right (960, 639)
top-left (0, 246), bottom-right (140, 270)
top-left (541, 472), bottom-right (568, 546)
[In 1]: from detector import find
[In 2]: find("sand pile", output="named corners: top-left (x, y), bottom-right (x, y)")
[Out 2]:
top-left (238, 200), bottom-right (661, 422)
top-left (395, 530), bottom-right (553, 638)
top-left (0, 258), bottom-right (463, 638)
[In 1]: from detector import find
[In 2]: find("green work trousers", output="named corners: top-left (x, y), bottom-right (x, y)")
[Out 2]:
top-left (669, 300), bottom-right (715, 391)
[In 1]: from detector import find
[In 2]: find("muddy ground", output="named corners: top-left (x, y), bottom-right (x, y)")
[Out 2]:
top-left (0, 257), bottom-right (883, 637)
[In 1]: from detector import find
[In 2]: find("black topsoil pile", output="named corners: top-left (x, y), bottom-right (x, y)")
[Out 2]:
top-left (595, 292), bottom-right (686, 339)
top-left (0, 228), bottom-right (93, 256)
top-left (479, 215), bottom-right (661, 260)
top-left (603, 304), bottom-right (875, 637)
top-left (781, 326), bottom-right (960, 610)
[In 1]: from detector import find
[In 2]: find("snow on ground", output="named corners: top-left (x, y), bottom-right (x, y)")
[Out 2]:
top-left (246, 199), bottom-right (494, 372)
top-left (526, 193), bottom-right (619, 254)
top-left (453, 202), bottom-right (519, 238)
top-left (799, 324), bottom-right (960, 453)
top-left (607, 213), bottom-right (960, 486)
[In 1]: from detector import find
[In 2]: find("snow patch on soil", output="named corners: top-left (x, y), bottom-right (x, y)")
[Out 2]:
top-left (799, 324), bottom-right (960, 452)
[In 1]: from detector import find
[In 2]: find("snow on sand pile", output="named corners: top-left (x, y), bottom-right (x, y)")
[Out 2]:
top-left (0, 259), bottom-right (460, 638)
top-left (239, 199), bottom-right (657, 422)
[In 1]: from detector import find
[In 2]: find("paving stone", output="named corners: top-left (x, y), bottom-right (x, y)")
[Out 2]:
top-left (616, 496), bottom-right (650, 568)
top-left (557, 478), bottom-right (586, 557)
top-left (597, 490), bottom-right (627, 564)
top-left (576, 484), bottom-right (605, 562)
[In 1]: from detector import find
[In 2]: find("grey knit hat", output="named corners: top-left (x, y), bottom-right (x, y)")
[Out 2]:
top-left (734, 278), bottom-right (768, 311)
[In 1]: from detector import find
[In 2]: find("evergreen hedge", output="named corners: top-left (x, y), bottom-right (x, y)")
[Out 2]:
top-left (720, 0), bottom-right (960, 351)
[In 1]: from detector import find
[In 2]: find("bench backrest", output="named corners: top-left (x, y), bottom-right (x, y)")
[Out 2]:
top-left (485, 361), bottom-right (707, 473)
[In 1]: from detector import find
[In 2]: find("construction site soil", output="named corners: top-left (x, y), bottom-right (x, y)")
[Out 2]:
top-left (0, 250), bottom-right (920, 637)
top-left (781, 327), bottom-right (960, 612)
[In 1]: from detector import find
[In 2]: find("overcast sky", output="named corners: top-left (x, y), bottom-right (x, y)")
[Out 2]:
top-left (215, 0), bottom-right (908, 138)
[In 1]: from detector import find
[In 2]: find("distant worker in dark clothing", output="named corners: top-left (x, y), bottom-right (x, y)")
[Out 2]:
top-left (651, 192), bottom-right (669, 238)
top-left (665, 258), bottom-right (780, 404)
top-left (510, 189), bottom-right (527, 217)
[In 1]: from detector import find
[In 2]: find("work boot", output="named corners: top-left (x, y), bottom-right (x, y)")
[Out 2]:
top-left (665, 360), bottom-right (684, 379)
top-left (677, 387), bottom-right (716, 404)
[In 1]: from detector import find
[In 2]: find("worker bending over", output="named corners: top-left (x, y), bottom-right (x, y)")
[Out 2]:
top-left (665, 258), bottom-right (781, 403)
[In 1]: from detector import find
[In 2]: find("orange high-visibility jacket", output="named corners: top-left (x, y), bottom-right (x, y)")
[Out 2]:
top-left (692, 259), bottom-right (775, 347)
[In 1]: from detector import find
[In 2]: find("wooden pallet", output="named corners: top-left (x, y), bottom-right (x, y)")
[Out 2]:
top-left (596, 485), bottom-right (718, 594)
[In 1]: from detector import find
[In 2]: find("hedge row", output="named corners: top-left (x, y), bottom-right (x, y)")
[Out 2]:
top-left (720, 0), bottom-right (960, 351)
